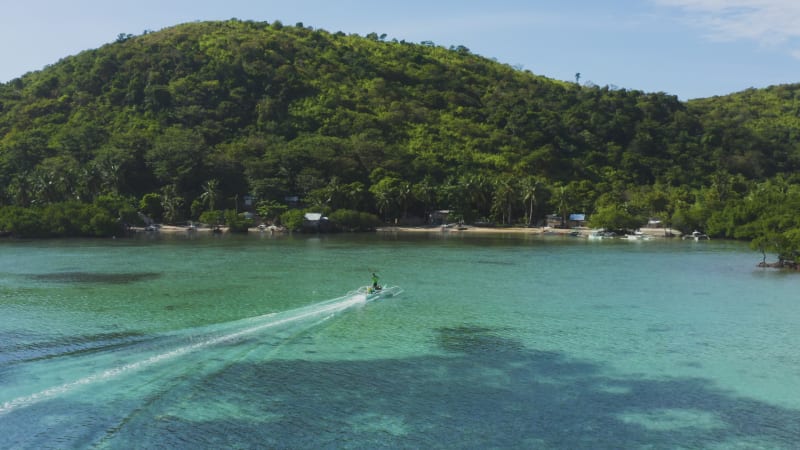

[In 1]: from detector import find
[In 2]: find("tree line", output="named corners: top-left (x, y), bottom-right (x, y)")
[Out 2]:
top-left (0, 19), bottom-right (798, 264)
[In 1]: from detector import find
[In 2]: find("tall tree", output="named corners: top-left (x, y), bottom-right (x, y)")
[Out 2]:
top-left (161, 185), bottom-right (184, 224)
top-left (200, 179), bottom-right (221, 212)
top-left (520, 176), bottom-right (541, 226)
top-left (492, 175), bottom-right (516, 225)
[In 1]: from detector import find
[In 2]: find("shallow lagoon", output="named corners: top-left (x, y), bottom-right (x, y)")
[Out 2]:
top-left (1, 233), bottom-right (798, 448)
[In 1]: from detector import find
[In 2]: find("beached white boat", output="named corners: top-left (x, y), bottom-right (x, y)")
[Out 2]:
top-left (623, 231), bottom-right (652, 240)
top-left (587, 229), bottom-right (616, 239)
top-left (683, 230), bottom-right (710, 241)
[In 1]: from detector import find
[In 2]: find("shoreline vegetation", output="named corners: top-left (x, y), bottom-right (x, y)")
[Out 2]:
top-left (1, 20), bottom-right (799, 267)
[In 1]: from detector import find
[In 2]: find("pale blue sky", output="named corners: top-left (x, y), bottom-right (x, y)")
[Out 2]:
top-left (2, 0), bottom-right (800, 99)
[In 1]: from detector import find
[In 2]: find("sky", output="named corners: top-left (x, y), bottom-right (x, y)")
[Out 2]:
top-left (2, 0), bottom-right (800, 100)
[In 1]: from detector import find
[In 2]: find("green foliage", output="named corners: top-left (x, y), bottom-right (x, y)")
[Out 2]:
top-left (224, 210), bottom-right (254, 233)
top-left (328, 209), bottom-right (381, 231)
top-left (0, 201), bottom-right (125, 237)
top-left (0, 19), bottom-right (799, 261)
top-left (94, 193), bottom-right (139, 226)
top-left (280, 209), bottom-right (306, 232)
top-left (199, 179), bottom-right (221, 212)
top-left (369, 176), bottom-right (403, 221)
top-left (728, 179), bottom-right (800, 263)
top-left (199, 210), bottom-right (224, 226)
top-left (255, 199), bottom-right (288, 222)
top-left (589, 205), bottom-right (642, 232)
top-left (0, 206), bottom-right (47, 237)
top-left (160, 185), bottom-right (184, 224)
top-left (139, 193), bottom-right (162, 222)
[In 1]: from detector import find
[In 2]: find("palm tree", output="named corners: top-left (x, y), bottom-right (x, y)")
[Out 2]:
top-left (200, 179), bottom-right (221, 212)
top-left (555, 184), bottom-right (571, 225)
top-left (457, 174), bottom-right (480, 221)
top-left (161, 184), bottom-right (184, 224)
top-left (492, 175), bottom-right (516, 225)
top-left (370, 177), bottom-right (400, 222)
top-left (343, 181), bottom-right (365, 211)
top-left (396, 181), bottom-right (412, 218)
top-left (412, 177), bottom-right (437, 221)
top-left (325, 176), bottom-right (343, 208)
top-left (466, 174), bottom-right (491, 218)
top-left (520, 176), bottom-right (541, 226)
top-left (373, 190), bottom-right (392, 222)
top-left (8, 173), bottom-right (32, 206)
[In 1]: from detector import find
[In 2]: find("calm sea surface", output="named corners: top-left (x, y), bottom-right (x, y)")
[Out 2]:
top-left (1, 232), bottom-right (798, 449)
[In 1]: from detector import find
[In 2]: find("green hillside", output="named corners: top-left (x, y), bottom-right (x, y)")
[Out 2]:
top-left (0, 19), bottom-right (798, 263)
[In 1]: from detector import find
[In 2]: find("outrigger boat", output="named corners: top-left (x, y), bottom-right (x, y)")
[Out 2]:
top-left (353, 285), bottom-right (403, 301)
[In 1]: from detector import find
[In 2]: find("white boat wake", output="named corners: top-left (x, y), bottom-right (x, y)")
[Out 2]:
top-left (0, 287), bottom-right (401, 416)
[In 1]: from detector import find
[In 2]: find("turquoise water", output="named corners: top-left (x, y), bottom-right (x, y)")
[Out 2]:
top-left (1, 233), bottom-right (798, 449)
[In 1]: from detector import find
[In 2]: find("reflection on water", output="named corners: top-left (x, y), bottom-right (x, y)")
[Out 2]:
top-left (436, 325), bottom-right (524, 354)
top-left (27, 272), bottom-right (161, 284)
top-left (37, 326), bottom-right (794, 449)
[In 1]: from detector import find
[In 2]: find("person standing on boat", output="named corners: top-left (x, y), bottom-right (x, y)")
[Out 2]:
top-left (371, 272), bottom-right (381, 290)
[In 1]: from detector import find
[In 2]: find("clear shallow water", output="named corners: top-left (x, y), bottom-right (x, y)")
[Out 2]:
top-left (1, 233), bottom-right (798, 449)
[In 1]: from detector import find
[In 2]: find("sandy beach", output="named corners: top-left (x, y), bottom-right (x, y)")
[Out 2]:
top-left (376, 225), bottom-right (681, 238)
top-left (133, 224), bottom-right (681, 239)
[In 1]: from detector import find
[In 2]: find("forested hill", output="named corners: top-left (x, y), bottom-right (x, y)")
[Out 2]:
top-left (0, 19), bottom-right (798, 261)
top-left (687, 84), bottom-right (800, 179)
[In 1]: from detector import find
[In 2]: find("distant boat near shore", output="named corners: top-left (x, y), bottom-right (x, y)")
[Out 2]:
top-left (587, 229), bottom-right (616, 239)
top-left (683, 230), bottom-right (710, 241)
top-left (623, 231), bottom-right (653, 241)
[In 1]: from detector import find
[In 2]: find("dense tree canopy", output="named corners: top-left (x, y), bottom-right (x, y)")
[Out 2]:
top-left (0, 19), bottom-right (798, 262)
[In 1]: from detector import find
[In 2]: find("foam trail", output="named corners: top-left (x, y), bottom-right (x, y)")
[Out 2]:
top-left (0, 292), bottom-right (368, 416)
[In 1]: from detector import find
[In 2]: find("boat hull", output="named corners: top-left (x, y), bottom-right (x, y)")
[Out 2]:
top-left (353, 285), bottom-right (403, 301)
